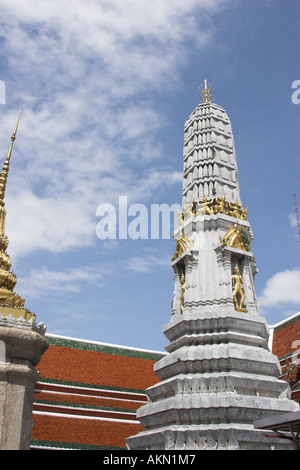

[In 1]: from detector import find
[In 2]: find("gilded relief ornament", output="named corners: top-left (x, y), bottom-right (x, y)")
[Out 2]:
top-left (173, 232), bottom-right (193, 260)
top-left (232, 264), bottom-right (247, 312)
top-left (184, 202), bottom-right (194, 219)
top-left (176, 208), bottom-right (185, 227)
top-left (177, 198), bottom-right (248, 225)
top-left (201, 197), bottom-right (248, 219)
top-left (180, 272), bottom-right (185, 313)
top-left (198, 196), bottom-right (214, 215)
top-left (220, 223), bottom-right (250, 252)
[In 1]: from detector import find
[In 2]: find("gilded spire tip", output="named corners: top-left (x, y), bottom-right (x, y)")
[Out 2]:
top-left (11, 108), bottom-right (22, 142)
top-left (197, 79), bottom-right (214, 104)
top-left (0, 109), bottom-right (22, 203)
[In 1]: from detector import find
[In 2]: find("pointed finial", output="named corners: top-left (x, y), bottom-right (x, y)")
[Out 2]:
top-left (11, 108), bottom-right (22, 141)
top-left (0, 109), bottom-right (22, 203)
top-left (197, 79), bottom-right (214, 104)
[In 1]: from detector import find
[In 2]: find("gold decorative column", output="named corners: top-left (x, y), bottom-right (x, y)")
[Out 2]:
top-left (0, 110), bottom-right (35, 323)
top-left (0, 111), bottom-right (48, 450)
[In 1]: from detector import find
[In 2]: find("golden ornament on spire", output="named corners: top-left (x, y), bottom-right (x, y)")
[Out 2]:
top-left (0, 110), bottom-right (36, 323)
top-left (197, 79), bottom-right (214, 104)
top-left (0, 109), bottom-right (22, 204)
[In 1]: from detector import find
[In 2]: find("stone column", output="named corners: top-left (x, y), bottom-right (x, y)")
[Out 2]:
top-left (0, 320), bottom-right (48, 450)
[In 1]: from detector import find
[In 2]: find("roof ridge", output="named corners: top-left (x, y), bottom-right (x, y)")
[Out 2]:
top-left (45, 333), bottom-right (167, 355)
top-left (46, 334), bottom-right (166, 360)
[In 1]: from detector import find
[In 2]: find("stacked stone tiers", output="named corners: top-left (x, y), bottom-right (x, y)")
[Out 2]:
top-left (127, 93), bottom-right (299, 450)
top-left (127, 309), bottom-right (298, 450)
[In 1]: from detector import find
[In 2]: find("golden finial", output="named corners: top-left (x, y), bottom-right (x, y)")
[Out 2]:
top-left (0, 109), bottom-right (22, 204)
top-left (197, 79), bottom-right (214, 104)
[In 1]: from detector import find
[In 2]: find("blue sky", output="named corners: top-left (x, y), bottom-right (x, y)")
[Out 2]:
top-left (0, 0), bottom-right (299, 351)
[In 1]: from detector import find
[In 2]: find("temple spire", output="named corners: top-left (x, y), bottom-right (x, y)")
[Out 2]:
top-left (0, 109), bottom-right (22, 204)
top-left (127, 85), bottom-right (298, 451)
top-left (197, 79), bottom-right (214, 104)
top-left (0, 109), bottom-right (48, 451)
top-left (0, 109), bottom-right (35, 322)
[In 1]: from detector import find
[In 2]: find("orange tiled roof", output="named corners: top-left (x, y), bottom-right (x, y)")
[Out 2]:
top-left (31, 335), bottom-right (166, 450)
top-left (271, 314), bottom-right (300, 404)
top-left (34, 382), bottom-right (144, 411)
top-left (272, 314), bottom-right (300, 359)
top-left (31, 413), bottom-right (144, 450)
top-left (37, 337), bottom-right (163, 391)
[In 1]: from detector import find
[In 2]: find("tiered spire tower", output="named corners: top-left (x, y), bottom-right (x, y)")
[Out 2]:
top-left (0, 110), bottom-right (35, 322)
top-left (127, 82), bottom-right (298, 450)
top-left (183, 79), bottom-right (241, 206)
top-left (0, 112), bottom-right (48, 450)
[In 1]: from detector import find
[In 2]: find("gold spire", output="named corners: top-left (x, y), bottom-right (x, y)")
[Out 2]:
top-left (0, 109), bottom-right (22, 204)
top-left (0, 110), bottom-right (35, 323)
top-left (197, 79), bottom-right (214, 104)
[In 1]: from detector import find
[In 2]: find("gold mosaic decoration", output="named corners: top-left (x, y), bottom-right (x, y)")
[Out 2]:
top-left (177, 196), bottom-right (248, 227)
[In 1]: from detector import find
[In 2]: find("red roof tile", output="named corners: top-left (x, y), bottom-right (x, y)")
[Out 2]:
top-left (36, 338), bottom-right (163, 391)
top-left (31, 335), bottom-right (165, 449)
top-left (272, 316), bottom-right (300, 359)
top-left (31, 413), bottom-right (143, 449)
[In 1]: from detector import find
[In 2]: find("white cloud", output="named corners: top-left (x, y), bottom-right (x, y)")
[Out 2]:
top-left (5, 189), bottom-right (95, 257)
top-left (124, 254), bottom-right (170, 273)
top-left (17, 264), bottom-right (106, 299)
top-left (258, 268), bottom-right (300, 309)
top-left (15, 251), bottom-right (170, 300)
top-left (0, 0), bottom-right (224, 97)
top-left (0, 0), bottom-right (229, 258)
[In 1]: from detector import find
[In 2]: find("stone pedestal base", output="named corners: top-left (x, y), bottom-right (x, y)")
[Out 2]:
top-left (0, 322), bottom-right (48, 450)
top-left (126, 310), bottom-right (298, 450)
top-left (127, 425), bottom-right (294, 450)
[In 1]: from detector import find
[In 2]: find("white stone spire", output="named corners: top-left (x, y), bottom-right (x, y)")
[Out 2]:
top-left (182, 100), bottom-right (241, 205)
top-left (127, 84), bottom-right (298, 451)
